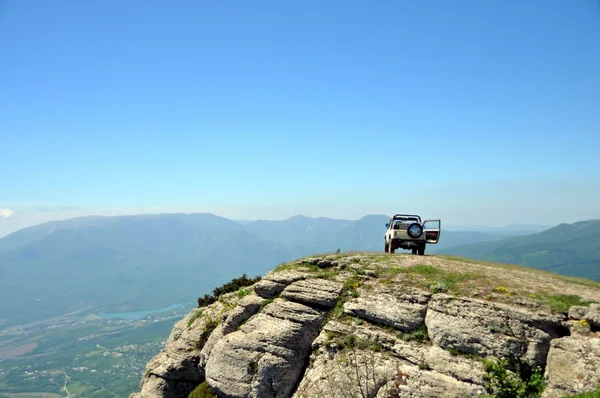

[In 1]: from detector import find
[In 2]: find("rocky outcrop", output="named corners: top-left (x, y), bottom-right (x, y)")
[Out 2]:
top-left (343, 286), bottom-right (431, 332)
top-left (205, 298), bottom-right (326, 397)
top-left (569, 303), bottom-right (600, 329)
top-left (130, 253), bottom-right (600, 398)
top-left (543, 332), bottom-right (600, 398)
top-left (425, 295), bottom-right (567, 367)
top-left (281, 279), bottom-right (344, 309)
top-left (253, 270), bottom-right (311, 299)
top-left (130, 306), bottom-right (218, 398)
top-left (198, 294), bottom-right (265, 372)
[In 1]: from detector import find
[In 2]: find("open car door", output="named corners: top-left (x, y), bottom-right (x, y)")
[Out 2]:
top-left (423, 219), bottom-right (441, 244)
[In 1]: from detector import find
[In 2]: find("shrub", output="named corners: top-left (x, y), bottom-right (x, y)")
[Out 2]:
top-left (483, 357), bottom-right (545, 398)
top-left (197, 274), bottom-right (262, 307)
top-left (429, 282), bottom-right (448, 293)
top-left (187, 309), bottom-right (203, 329)
top-left (188, 381), bottom-right (216, 398)
top-left (193, 314), bottom-right (220, 351)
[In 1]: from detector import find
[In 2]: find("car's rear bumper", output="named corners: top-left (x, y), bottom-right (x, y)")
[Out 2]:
top-left (390, 239), bottom-right (424, 249)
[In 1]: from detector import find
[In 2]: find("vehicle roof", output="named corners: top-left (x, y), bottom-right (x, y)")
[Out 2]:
top-left (392, 214), bottom-right (421, 219)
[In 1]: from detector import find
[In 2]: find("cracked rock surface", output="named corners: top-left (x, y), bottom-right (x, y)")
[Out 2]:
top-left (205, 298), bottom-right (326, 398)
top-left (542, 333), bottom-right (600, 398)
top-left (343, 286), bottom-right (431, 332)
top-left (425, 294), bottom-right (566, 367)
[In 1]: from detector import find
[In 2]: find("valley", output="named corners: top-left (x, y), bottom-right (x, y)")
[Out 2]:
top-left (0, 305), bottom-right (193, 397)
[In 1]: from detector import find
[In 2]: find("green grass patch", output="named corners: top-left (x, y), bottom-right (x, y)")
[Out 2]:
top-left (187, 309), bottom-right (203, 329)
top-left (315, 270), bottom-right (336, 279)
top-left (537, 293), bottom-right (591, 313)
top-left (406, 264), bottom-right (440, 276)
top-left (193, 314), bottom-right (220, 351)
top-left (236, 288), bottom-right (251, 299)
top-left (396, 323), bottom-right (429, 344)
top-left (329, 273), bottom-right (363, 320)
top-left (567, 385), bottom-right (600, 398)
top-left (258, 297), bottom-right (275, 312)
top-left (188, 381), bottom-right (217, 398)
top-left (274, 260), bottom-right (319, 273)
top-left (384, 264), bottom-right (483, 294)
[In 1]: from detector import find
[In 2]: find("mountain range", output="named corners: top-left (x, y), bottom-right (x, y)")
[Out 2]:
top-left (442, 219), bottom-right (600, 281)
top-left (0, 212), bottom-right (596, 327)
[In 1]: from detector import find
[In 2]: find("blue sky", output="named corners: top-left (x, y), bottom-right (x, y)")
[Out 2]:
top-left (1, 0), bottom-right (599, 235)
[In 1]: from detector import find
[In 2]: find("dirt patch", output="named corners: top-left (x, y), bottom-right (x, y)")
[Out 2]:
top-left (0, 342), bottom-right (38, 359)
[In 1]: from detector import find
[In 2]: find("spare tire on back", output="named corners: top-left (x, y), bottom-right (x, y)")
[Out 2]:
top-left (407, 223), bottom-right (423, 239)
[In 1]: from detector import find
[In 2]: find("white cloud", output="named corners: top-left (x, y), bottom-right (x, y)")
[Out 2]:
top-left (0, 208), bottom-right (14, 218)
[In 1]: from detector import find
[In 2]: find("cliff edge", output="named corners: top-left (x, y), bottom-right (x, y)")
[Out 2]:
top-left (130, 253), bottom-right (600, 398)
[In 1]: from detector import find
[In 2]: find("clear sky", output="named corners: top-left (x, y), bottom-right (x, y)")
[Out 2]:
top-left (1, 0), bottom-right (600, 236)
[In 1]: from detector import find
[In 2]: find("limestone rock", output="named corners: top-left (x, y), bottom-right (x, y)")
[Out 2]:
top-left (223, 294), bottom-right (265, 333)
top-left (129, 254), bottom-right (600, 398)
top-left (542, 333), bottom-right (600, 398)
top-left (293, 349), bottom-right (401, 398)
top-left (253, 279), bottom-right (286, 298)
top-left (281, 278), bottom-right (344, 309)
top-left (376, 363), bottom-right (487, 398)
top-left (423, 345), bottom-right (486, 385)
top-left (570, 303), bottom-right (600, 330)
top-left (264, 270), bottom-right (311, 285)
top-left (343, 286), bottom-right (431, 332)
top-left (295, 348), bottom-right (485, 398)
top-left (588, 304), bottom-right (600, 329)
top-left (569, 305), bottom-right (589, 320)
top-left (307, 256), bottom-right (339, 268)
top-left (204, 298), bottom-right (326, 398)
top-left (130, 304), bottom-right (225, 398)
top-left (198, 294), bottom-right (265, 372)
top-left (425, 294), bottom-right (566, 367)
top-left (254, 270), bottom-right (313, 298)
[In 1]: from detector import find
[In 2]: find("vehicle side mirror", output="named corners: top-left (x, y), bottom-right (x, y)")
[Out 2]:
top-left (385, 223), bottom-right (389, 228)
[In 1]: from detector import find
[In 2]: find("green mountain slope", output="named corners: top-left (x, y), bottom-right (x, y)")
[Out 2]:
top-left (441, 220), bottom-right (600, 281)
top-left (0, 213), bottom-right (298, 326)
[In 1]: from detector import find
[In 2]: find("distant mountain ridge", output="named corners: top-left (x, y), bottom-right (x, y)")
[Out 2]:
top-left (442, 219), bottom-right (600, 281)
top-left (0, 212), bottom-right (590, 327)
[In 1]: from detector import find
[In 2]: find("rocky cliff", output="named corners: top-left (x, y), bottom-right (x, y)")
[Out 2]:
top-left (130, 253), bottom-right (600, 398)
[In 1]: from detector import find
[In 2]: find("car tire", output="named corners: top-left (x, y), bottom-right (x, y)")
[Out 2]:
top-left (384, 241), bottom-right (389, 252)
top-left (411, 248), bottom-right (418, 255)
top-left (388, 240), bottom-right (395, 254)
top-left (407, 223), bottom-right (423, 239)
top-left (418, 244), bottom-right (425, 256)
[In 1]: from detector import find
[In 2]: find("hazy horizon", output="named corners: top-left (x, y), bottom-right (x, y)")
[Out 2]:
top-left (0, 204), bottom-right (574, 237)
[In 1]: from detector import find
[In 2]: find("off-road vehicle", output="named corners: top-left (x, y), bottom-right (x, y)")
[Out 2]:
top-left (384, 214), bottom-right (441, 255)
